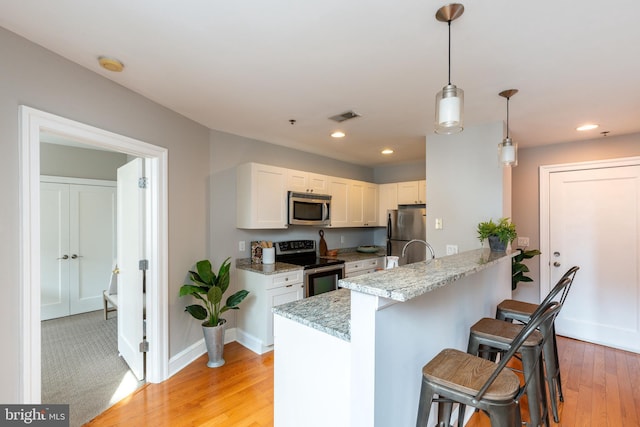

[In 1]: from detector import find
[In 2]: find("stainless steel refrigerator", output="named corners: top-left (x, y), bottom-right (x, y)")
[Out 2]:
top-left (386, 205), bottom-right (427, 266)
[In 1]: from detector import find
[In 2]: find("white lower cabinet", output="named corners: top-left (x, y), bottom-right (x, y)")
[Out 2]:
top-left (344, 257), bottom-right (385, 278)
top-left (236, 268), bottom-right (304, 354)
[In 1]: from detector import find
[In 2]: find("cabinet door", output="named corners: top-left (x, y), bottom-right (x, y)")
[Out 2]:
top-left (397, 181), bottom-right (420, 204)
top-left (378, 183), bottom-right (398, 226)
top-left (308, 173), bottom-right (328, 193)
top-left (418, 180), bottom-right (426, 204)
top-left (266, 283), bottom-right (304, 346)
top-left (348, 180), bottom-right (365, 226)
top-left (363, 183), bottom-right (378, 226)
top-left (41, 182), bottom-right (71, 320)
top-left (328, 177), bottom-right (349, 227)
top-left (237, 163), bottom-right (288, 229)
top-left (287, 169), bottom-right (309, 192)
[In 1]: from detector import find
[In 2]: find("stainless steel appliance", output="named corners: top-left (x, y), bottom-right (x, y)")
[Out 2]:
top-left (387, 205), bottom-right (427, 266)
top-left (288, 191), bottom-right (331, 226)
top-left (275, 240), bottom-right (345, 297)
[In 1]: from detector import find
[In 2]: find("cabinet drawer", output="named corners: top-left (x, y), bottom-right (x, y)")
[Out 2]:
top-left (346, 258), bottom-right (383, 272)
top-left (268, 270), bottom-right (303, 289)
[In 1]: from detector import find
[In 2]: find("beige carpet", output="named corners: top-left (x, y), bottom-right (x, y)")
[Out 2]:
top-left (41, 310), bottom-right (144, 427)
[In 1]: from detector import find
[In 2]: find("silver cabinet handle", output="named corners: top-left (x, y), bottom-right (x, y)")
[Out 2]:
top-left (57, 255), bottom-right (69, 260)
top-left (553, 261), bottom-right (561, 267)
top-left (71, 254), bottom-right (83, 259)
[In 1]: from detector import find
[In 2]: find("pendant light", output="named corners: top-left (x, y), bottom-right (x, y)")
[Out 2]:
top-left (435, 3), bottom-right (465, 135)
top-left (498, 89), bottom-right (518, 166)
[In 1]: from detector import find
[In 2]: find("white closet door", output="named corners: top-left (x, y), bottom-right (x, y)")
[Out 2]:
top-left (40, 182), bottom-right (71, 321)
top-left (69, 184), bottom-right (117, 315)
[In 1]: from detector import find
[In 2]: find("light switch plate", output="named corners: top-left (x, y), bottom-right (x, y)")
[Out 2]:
top-left (517, 237), bottom-right (530, 247)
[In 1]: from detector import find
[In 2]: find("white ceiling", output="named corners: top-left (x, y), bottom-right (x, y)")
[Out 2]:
top-left (2, 0), bottom-right (639, 166)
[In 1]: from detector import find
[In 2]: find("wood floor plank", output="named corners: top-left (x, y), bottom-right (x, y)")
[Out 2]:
top-left (84, 338), bottom-right (640, 427)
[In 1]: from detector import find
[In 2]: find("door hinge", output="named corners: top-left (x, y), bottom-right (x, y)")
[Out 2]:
top-left (138, 177), bottom-right (148, 189)
top-left (139, 259), bottom-right (149, 270)
top-left (139, 339), bottom-right (149, 353)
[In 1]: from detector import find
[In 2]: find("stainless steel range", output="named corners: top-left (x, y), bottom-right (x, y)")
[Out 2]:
top-left (275, 240), bottom-right (345, 298)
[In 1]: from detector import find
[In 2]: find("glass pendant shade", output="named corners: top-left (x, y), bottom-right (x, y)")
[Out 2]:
top-left (499, 137), bottom-right (518, 166)
top-left (435, 84), bottom-right (464, 134)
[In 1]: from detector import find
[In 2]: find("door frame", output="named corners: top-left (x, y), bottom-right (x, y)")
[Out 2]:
top-left (539, 155), bottom-right (640, 300)
top-left (19, 106), bottom-right (169, 403)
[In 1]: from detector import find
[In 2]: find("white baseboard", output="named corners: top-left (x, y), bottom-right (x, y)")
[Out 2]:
top-left (168, 327), bottom-right (238, 378)
top-left (235, 328), bottom-right (273, 355)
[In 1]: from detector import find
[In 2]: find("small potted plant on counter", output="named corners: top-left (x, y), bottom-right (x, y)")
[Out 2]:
top-left (477, 217), bottom-right (517, 252)
top-left (179, 258), bottom-right (249, 367)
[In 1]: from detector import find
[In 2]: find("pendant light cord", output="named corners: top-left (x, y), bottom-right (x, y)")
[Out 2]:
top-left (506, 97), bottom-right (510, 138)
top-left (447, 20), bottom-right (452, 85)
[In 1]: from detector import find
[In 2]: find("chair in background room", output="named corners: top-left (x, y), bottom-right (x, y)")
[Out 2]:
top-left (102, 265), bottom-right (118, 320)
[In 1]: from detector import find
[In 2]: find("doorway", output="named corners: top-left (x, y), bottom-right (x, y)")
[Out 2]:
top-left (19, 106), bottom-right (169, 403)
top-left (540, 156), bottom-right (640, 353)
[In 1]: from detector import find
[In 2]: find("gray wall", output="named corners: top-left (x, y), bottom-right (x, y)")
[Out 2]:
top-left (512, 132), bottom-right (640, 303)
top-left (0, 27), bottom-right (210, 402)
top-left (40, 143), bottom-right (128, 180)
top-left (373, 160), bottom-right (426, 184)
top-left (426, 122), bottom-right (508, 256)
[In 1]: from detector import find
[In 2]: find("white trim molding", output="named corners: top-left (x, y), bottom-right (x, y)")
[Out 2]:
top-left (19, 106), bottom-right (170, 403)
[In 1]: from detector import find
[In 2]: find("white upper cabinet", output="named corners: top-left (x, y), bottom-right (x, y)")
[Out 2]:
top-left (328, 176), bottom-right (349, 228)
top-left (287, 169), bottom-right (328, 194)
top-left (378, 183), bottom-right (398, 226)
top-left (363, 182), bottom-right (378, 226)
top-left (237, 163), bottom-right (288, 229)
top-left (397, 180), bottom-right (426, 205)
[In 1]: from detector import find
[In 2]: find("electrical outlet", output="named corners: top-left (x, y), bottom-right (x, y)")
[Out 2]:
top-left (517, 237), bottom-right (530, 247)
top-left (435, 218), bottom-right (443, 230)
top-left (340, 235), bottom-right (345, 244)
top-left (239, 241), bottom-right (245, 252)
top-left (446, 244), bottom-right (458, 255)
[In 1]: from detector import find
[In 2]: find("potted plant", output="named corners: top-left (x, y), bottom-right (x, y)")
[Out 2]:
top-left (477, 217), bottom-right (517, 251)
top-left (179, 257), bottom-right (249, 367)
top-left (512, 248), bottom-right (541, 290)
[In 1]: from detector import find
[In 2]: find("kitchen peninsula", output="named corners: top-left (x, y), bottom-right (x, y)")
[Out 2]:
top-left (272, 248), bottom-right (514, 427)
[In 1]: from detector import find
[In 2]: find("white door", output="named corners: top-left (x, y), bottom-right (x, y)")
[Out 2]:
top-left (40, 181), bottom-right (116, 320)
top-left (547, 164), bottom-right (640, 352)
top-left (117, 158), bottom-right (146, 381)
top-left (40, 182), bottom-right (71, 320)
top-left (69, 184), bottom-right (117, 315)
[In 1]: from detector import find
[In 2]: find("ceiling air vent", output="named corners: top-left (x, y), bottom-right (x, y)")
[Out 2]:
top-left (329, 110), bottom-right (361, 123)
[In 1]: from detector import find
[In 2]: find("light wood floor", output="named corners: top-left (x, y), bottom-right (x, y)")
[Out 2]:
top-left (86, 337), bottom-right (640, 427)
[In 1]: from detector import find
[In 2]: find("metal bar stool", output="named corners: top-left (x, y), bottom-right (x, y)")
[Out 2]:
top-left (496, 266), bottom-right (579, 422)
top-left (416, 302), bottom-right (562, 427)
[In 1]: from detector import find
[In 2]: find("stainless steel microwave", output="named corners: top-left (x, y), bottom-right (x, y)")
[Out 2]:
top-left (288, 191), bottom-right (331, 226)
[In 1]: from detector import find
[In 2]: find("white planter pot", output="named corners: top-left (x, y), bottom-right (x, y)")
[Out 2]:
top-left (202, 319), bottom-right (227, 368)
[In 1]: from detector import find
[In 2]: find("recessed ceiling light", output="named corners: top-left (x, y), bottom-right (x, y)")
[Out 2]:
top-left (98, 56), bottom-right (124, 72)
top-left (576, 124), bottom-right (599, 131)
top-left (331, 131), bottom-right (345, 138)
top-left (381, 149), bottom-right (394, 155)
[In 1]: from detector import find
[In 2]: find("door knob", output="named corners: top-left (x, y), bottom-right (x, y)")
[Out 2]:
top-left (553, 261), bottom-right (561, 267)
top-left (57, 255), bottom-right (69, 260)
top-left (553, 252), bottom-right (560, 257)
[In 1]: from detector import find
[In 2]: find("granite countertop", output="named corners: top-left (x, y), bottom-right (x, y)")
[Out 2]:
top-left (339, 248), bottom-right (514, 303)
top-left (273, 288), bottom-right (351, 342)
top-left (235, 246), bottom-right (385, 275)
top-left (235, 258), bottom-right (302, 275)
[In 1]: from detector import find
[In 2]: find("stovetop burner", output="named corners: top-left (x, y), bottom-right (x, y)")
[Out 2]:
top-left (275, 240), bottom-right (345, 269)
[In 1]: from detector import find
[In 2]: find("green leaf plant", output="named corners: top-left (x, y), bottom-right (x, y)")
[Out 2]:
top-left (512, 248), bottom-right (542, 291)
top-left (179, 258), bottom-right (249, 327)
top-left (476, 217), bottom-right (518, 246)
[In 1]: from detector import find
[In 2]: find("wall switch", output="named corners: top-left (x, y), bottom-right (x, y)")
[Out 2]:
top-left (435, 218), bottom-right (443, 230)
top-left (239, 241), bottom-right (245, 252)
top-left (517, 237), bottom-right (530, 247)
top-left (446, 244), bottom-right (458, 255)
